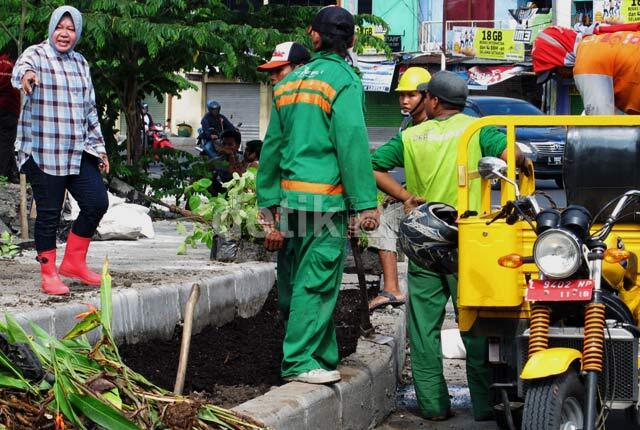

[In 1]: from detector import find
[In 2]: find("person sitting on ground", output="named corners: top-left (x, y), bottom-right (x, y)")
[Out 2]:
top-left (207, 128), bottom-right (244, 195)
top-left (243, 139), bottom-right (262, 169)
top-left (368, 66), bottom-right (431, 311)
top-left (257, 41), bottom-right (311, 86)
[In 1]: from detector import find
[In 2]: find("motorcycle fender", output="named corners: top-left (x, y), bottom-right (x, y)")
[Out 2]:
top-left (520, 348), bottom-right (582, 380)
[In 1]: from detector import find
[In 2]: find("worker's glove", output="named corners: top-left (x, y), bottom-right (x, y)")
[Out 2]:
top-left (403, 196), bottom-right (426, 214)
top-left (348, 209), bottom-right (380, 237)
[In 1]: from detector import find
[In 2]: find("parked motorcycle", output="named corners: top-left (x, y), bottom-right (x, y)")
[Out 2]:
top-left (147, 122), bottom-right (174, 152)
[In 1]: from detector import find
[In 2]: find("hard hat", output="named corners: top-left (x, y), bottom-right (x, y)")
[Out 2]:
top-left (398, 202), bottom-right (459, 274)
top-left (395, 67), bottom-right (432, 92)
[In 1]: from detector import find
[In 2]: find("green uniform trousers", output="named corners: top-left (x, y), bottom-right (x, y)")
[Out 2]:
top-left (276, 210), bottom-right (347, 378)
top-left (407, 261), bottom-right (492, 420)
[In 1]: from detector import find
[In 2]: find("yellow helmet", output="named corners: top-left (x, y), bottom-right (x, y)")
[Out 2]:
top-left (395, 67), bottom-right (432, 92)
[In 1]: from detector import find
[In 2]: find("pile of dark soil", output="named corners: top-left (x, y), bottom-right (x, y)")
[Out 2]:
top-left (120, 287), bottom-right (364, 407)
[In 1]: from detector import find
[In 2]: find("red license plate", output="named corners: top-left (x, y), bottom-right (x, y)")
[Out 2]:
top-left (526, 279), bottom-right (594, 302)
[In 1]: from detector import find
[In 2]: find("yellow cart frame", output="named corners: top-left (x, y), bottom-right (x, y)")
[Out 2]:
top-left (455, 115), bottom-right (640, 332)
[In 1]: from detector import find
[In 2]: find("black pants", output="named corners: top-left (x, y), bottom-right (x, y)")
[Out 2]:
top-left (0, 112), bottom-right (19, 183)
top-left (21, 153), bottom-right (108, 252)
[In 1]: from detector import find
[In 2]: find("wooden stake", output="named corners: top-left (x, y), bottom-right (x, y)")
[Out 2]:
top-left (173, 283), bottom-right (201, 396)
top-left (19, 174), bottom-right (28, 239)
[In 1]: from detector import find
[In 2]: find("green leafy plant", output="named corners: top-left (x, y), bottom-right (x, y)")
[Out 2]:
top-left (0, 259), bottom-right (265, 429)
top-left (178, 170), bottom-right (261, 255)
top-left (0, 231), bottom-right (20, 259)
top-left (0, 176), bottom-right (8, 187)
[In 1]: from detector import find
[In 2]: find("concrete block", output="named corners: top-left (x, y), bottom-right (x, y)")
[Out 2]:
top-left (236, 382), bottom-right (338, 430)
top-left (198, 274), bottom-right (235, 329)
top-left (233, 391), bottom-right (306, 430)
top-left (52, 301), bottom-right (97, 339)
top-left (138, 287), bottom-right (180, 340)
top-left (113, 290), bottom-right (145, 343)
top-left (332, 365), bottom-right (374, 430)
top-left (111, 289), bottom-right (143, 344)
top-left (234, 265), bottom-right (274, 318)
top-left (360, 341), bottom-right (396, 424)
top-left (18, 308), bottom-right (55, 336)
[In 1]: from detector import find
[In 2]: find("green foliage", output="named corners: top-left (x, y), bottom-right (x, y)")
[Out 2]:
top-left (0, 231), bottom-right (21, 259)
top-left (0, 260), bottom-right (264, 429)
top-left (148, 150), bottom-right (215, 203)
top-left (0, 176), bottom-right (8, 187)
top-left (179, 170), bottom-right (260, 253)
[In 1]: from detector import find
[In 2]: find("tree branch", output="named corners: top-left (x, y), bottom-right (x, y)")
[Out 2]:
top-left (0, 21), bottom-right (19, 49)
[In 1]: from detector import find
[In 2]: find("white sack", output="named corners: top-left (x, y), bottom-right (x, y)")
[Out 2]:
top-left (441, 328), bottom-right (467, 359)
top-left (65, 192), bottom-right (154, 240)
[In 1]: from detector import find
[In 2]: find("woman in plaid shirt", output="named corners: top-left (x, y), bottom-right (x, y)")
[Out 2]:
top-left (12, 6), bottom-right (109, 295)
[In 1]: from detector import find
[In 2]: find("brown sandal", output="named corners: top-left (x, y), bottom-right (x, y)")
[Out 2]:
top-left (425, 408), bottom-right (455, 421)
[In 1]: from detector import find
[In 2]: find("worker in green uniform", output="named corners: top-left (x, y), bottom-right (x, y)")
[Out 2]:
top-left (256, 5), bottom-right (379, 385)
top-left (371, 71), bottom-right (527, 420)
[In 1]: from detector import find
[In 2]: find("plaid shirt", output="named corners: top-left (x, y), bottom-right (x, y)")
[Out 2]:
top-left (12, 42), bottom-right (105, 176)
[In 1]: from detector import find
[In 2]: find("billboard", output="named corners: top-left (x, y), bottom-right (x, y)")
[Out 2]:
top-left (452, 27), bottom-right (525, 61)
top-left (593, 0), bottom-right (640, 24)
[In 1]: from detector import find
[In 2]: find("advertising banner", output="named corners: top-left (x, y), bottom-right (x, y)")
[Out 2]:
top-left (357, 61), bottom-right (396, 93)
top-left (467, 65), bottom-right (525, 87)
top-left (452, 27), bottom-right (525, 61)
top-left (508, 7), bottom-right (552, 42)
top-left (594, 0), bottom-right (640, 24)
top-left (358, 24), bottom-right (387, 54)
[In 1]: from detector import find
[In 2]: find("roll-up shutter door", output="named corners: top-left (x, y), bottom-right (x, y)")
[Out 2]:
top-left (206, 83), bottom-right (260, 144)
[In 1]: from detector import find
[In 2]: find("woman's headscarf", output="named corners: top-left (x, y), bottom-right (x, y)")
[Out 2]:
top-left (48, 6), bottom-right (83, 53)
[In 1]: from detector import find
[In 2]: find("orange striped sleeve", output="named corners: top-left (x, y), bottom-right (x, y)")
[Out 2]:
top-left (275, 92), bottom-right (331, 114)
top-left (274, 79), bottom-right (337, 101)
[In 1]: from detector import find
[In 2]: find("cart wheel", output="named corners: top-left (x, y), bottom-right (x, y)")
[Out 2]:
top-left (522, 369), bottom-right (584, 430)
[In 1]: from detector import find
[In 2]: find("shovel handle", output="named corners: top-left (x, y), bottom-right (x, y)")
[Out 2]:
top-left (350, 237), bottom-right (374, 337)
top-left (174, 283), bottom-right (201, 395)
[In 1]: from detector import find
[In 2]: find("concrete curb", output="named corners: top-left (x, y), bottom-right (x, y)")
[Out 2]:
top-left (12, 263), bottom-right (276, 344)
top-left (233, 290), bottom-right (407, 430)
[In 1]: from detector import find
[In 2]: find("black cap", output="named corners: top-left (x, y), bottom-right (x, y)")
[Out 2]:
top-left (418, 71), bottom-right (468, 107)
top-left (311, 6), bottom-right (355, 38)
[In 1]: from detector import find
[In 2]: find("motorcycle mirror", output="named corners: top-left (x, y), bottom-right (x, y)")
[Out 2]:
top-left (478, 157), bottom-right (507, 180)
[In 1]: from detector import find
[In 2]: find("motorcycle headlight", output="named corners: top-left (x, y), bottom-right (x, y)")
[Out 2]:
top-left (533, 229), bottom-right (582, 279)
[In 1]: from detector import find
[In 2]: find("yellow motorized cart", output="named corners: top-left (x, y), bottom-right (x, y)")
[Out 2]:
top-left (456, 115), bottom-right (640, 430)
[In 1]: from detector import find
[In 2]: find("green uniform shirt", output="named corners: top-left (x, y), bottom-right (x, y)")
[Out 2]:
top-left (371, 113), bottom-right (506, 209)
top-left (257, 52), bottom-right (378, 213)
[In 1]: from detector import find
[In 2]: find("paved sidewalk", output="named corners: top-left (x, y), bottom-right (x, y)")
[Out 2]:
top-left (0, 221), bottom-right (264, 314)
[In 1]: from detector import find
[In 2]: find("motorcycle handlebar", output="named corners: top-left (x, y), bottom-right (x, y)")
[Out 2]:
top-left (592, 190), bottom-right (640, 241)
